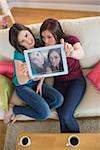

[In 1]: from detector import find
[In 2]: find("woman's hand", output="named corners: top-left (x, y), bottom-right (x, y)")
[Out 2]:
top-left (60, 38), bottom-right (84, 59)
top-left (15, 60), bottom-right (30, 84)
top-left (33, 77), bottom-right (43, 81)
top-left (20, 62), bottom-right (29, 77)
top-left (60, 38), bottom-right (74, 57)
top-left (36, 77), bottom-right (45, 95)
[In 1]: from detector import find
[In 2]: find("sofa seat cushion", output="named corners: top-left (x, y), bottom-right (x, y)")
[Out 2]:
top-left (74, 68), bottom-right (100, 118)
top-left (1, 68), bottom-right (100, 121)
top-left (0, 69), bottom-right (100, 121)
top-left (74, 77), bottom-right (100, 118)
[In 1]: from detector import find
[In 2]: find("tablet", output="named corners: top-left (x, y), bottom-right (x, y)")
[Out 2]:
top-left (24, 44), bottom-right (68, 79)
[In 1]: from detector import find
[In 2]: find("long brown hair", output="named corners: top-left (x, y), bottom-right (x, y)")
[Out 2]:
top-left (48, 48), bottom-right (63, 71)
top-left (9, 23), bottom-right (36, 53)
top-left (40, 18), bottom-right (68, 44)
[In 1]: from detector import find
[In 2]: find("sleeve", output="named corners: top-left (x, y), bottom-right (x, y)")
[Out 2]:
top-left (68, 35), bottom-right (80, 45)
top-left (14, 50), bottom-right (25, 62)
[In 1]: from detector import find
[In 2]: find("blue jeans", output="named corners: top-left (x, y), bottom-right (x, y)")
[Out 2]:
top-left (13, 81), bottom-right (63, 120)
top-left (54, 76), bottom-right (86, 133)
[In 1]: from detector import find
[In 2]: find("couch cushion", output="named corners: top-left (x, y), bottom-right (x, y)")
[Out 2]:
top-left (1, 69), bottom-right (100, 121)
top-left (0, 60), bottom-right (14, 79)
top-left (61, 17), bottom-right (100, 68)
top-left (0, 75), bottom-right (13, 112)
top-left (87, 62), bottom-right (100, 91)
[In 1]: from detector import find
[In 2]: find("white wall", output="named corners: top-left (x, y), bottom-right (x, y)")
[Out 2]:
top-left (7, 0), bottom-right (100, 12)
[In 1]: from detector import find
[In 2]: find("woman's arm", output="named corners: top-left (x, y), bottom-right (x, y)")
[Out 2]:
top-left (60, 39), bottom-right (84, 60)
top-left (70, 42), bottom-right (85, 59)
top-left (36, 77), bottom-right (45, 95)
top-left (15, 60), bottom-right (30, 85)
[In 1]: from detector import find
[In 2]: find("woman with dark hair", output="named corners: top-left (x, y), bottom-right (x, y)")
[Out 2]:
top-left (40, 18), bottom-right (86, 133)
top-left (48, 48), bottom-right (64, 72)
top-left (3, 23), bottom-right (63, 124)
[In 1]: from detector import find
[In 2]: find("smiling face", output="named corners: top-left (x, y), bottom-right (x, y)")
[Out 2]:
top-left (41, 30), bottom-right (57, 46)
top-left (49, 50), bottom-right (61, 67)
top-left (18, 30), bottom-right (35, 49)
top-left (30, 51), bottom-right (44, 68)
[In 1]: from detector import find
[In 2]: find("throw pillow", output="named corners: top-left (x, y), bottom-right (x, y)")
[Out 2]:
top-left (0, 61), bottom-right (14, 79)
top-left (0, 74), bottom-right (14, 111)
top-left (87, 62), bottom-right (100, 91)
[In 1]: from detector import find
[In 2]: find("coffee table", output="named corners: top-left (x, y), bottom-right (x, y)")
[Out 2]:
top-left (16, 133), bottom-right (100, 150)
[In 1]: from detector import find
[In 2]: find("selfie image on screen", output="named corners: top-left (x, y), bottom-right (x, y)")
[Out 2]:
top-left (24, 44), bottom-right (68, 79)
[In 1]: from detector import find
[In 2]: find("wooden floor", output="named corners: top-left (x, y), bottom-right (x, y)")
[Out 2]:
top-left (0, 121), bottom-right (7, 150)
top-left (0, 7), bottom-right (100, 149)
top-left (0, 7), bottom-right (100, 27)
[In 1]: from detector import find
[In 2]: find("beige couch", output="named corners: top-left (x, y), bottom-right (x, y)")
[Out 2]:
top-left (0, 16), bottom-right (100, 133)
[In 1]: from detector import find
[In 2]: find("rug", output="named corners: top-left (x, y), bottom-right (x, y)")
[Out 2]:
top-left (4, 120), bottom-right (60, 150)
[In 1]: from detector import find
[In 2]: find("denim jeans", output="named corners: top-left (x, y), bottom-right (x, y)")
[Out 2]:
top-left (54, 76), bottom-right (86, 133)
top-left (13, 81), bottom-right (63, 120)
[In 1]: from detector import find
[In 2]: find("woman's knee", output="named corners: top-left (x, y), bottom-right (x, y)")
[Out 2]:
top-left (57, 94), bottom-right (64, 107)
top-left (58, 111), bottom-right (72, 123)
top-left (40, 108), bottom-right (51, 120)
top-left (55, 92), bottom-right (64, 107)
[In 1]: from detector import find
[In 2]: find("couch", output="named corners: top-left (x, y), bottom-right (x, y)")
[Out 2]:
top-left (0, 16), bottom-right (100, 136)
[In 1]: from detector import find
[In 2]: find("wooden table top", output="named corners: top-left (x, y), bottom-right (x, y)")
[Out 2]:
top-left (16, 133), bottom-right (100, 150)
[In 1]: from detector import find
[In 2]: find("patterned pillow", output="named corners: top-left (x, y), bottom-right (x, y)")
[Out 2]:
top-left (0, 61), bottom-right (14, 79)
top-left (87, 62), bottom-right (100, 91)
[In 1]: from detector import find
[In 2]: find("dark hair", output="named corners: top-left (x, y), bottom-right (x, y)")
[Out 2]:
top-left (48, 48), bottom-right (63, 71)
top-left (9, 23), bottom-right (36, 53)
top-left (40, 18), bottom-right (68, 44)
top-left (48, 48), bottom-right (61, 60)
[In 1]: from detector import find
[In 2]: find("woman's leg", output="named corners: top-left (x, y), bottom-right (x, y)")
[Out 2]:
top-left (13, 84), bottom-right (51, 120)
top-left (4, 82), bottom-right (63, 123)
top-left (42, 83), bottom-right (64, 109)
top-left (55, 76), bottom-right (86, 133)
